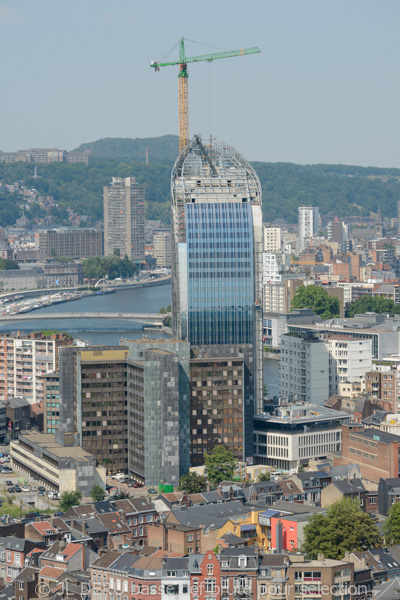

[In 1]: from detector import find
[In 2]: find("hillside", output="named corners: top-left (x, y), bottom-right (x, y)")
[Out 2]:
top-left (74, 135), bottom-right (179, 164)
top-left (0, 136), bottom-right (399, 227)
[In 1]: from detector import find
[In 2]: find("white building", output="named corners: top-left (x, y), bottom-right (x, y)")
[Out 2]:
top-left (264, 226), bottom-right (282, 253)
top-left (263, 253), bottom-right (282, 284)
top-left (254, 402), bottom-right (350, 470)
top-left (263, 283), bottom-right (286, 313)
top-left (280, 333), bottom-right (329, 405)
top-left (298, 206), bottom-right (319, 252)
top-left (153, 230), bottom-right (171, 267)
top-left (325, 335), bottom-right (372, 396)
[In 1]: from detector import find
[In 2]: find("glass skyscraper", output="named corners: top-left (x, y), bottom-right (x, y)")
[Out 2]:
top-left (171, 136), bottom-right (264, 420)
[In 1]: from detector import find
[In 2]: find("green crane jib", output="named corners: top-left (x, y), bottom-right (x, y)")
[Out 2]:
top-left (150, 38), bottom-right (261, 153)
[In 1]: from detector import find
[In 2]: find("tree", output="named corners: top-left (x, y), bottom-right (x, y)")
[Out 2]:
top-left (203, 446), bottom-right (237, 487)
top-left (59, 490), bottom-right (82, 512)
top-left (112, 491), bottom-right (130, 500)
top-left (258, 472), bottom-right (270, 482)
top-left (179, 472), bottom-right (207, 494)
top-left (91, 485), bottom-right (106, 502)
top-left (345, 295), bottom-right (398, 318)
top-left (384, 502), bottom-right (400, 545)
top-left (291, 285), bottom-right (340, 319)
top-left (302, 498), bottom-right (381, 559)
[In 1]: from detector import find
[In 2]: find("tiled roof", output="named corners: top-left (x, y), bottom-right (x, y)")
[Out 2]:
top-left (39, 565), bottom-right (65, 580)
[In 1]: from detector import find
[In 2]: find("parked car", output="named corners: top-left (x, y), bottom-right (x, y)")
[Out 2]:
top-left (6, 487), bottom-right (15, 493)
top-left (148, 488), bottom-right (157, 494)
top-left (38, 486), bottom-right (45, 492)
top-left (133, 483), bottom-right (144, 488)
top-left (30, 486), bottom-right (37, 492)
top-left (22, 486), bottom-right (30, 492)
top-left (1, 468), bottom-right (12, 474)
top-left (14, 486), bottom-right (21, 493)
top-left (5, 481), bottom-right (12, 486)
top-left (38, 491), bottom-right (45, 496)
top-left (47, 491), bottom-right (58, 500)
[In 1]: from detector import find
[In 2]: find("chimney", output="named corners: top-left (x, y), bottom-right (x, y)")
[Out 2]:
top-left (275, 520), bottom-right (283, 554)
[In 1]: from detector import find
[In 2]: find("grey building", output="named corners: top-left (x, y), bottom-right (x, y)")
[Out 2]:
top-left (35, 228), bottom-right (103, 259)
top-left (103, 176), bottom-right (145, 261)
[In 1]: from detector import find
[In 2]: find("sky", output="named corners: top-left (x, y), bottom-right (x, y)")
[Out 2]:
top-left (1, 0), bottom-right (400, 167)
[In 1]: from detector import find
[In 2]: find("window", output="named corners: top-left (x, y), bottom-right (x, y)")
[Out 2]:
top-left (187, 535), bottom-right (193, 542)
top-left (260, 584), bottom-right (266, 594)
top-left (207, 564), bottom-right (214, 575)
top-left (192, 578), bottom-right (199, 593)
top-left (205, 579), bottom-right (216, 593)
top-left (222, 578), bottom-right (228, 590)
top-left (238, 557), bottom-right (246, 568)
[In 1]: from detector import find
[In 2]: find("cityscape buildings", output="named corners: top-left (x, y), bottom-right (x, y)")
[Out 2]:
top-left (103, 176), bottom-right (145, 261)
top-left (153, 229), bottom-right (172, 267)
top-left (35, 228), bottom-right (103, 259)
top-left (170, 136), bottom-right (264, 461)
top-left (0, 148), bottom-right (92, 164)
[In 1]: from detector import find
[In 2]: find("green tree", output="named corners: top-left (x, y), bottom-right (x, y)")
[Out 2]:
top-left (203, 446), bottom-right (237, 487)
top-left (258, 472), bottom-right (270, 482)
top-left (112, 491), bottom-right (130, 500)
top-left (91, 485), bottom-right (106, 502)
top-left (0, 259), bottom-right (19, 271)
top-left (291, 285), bottom-right (340, 319)
top-left (59, 490), bottom-right (82, 512)
top-left (302, 498), bottom-right (381, 559)
top-left (179, 472), bottom-right (207, 494)
top-left (345, 295), bottom-right (397, 318)
top-left (384, 502), bottom-right (400, 545)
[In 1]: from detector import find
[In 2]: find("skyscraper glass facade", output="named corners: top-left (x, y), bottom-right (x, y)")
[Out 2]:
top-left (186, 202), bottom-right (254, 345)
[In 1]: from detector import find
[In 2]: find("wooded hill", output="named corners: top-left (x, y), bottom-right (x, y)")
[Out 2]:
top-left (0, 135), bottom-right (399, 227)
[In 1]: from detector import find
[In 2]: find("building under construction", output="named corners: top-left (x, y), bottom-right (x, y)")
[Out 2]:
top-left (171, 135), bottom-right (263, 461)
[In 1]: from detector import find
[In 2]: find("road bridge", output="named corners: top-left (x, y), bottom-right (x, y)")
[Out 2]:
top-left (0, 312), bottom-right (169, 325)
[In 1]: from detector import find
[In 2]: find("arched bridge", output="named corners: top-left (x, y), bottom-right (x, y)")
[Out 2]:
top-left (0, 312), bottom-right (170, 325)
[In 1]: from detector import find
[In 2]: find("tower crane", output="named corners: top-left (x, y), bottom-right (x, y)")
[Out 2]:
top-left (150, 38), bottom-right (261, 154)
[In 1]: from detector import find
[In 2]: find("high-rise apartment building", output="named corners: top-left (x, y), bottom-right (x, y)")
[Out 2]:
top-left (298, 206), bottom-right (319, 252)
top-left (264, 226), bottom-right (282, 252)
top-left (171, 136), bottom-right (264, 438)
top-left (35, 228), bottom-right (103, 259)
top-left (0, 332), bottom-right (71, 405)
top-left (103, 177), bottom-right (145, 261)
top-left (153, 230), bottom-right (171, 267)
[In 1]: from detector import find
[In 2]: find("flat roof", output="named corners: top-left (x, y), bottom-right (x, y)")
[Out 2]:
top-left (15, 431), bottom-right (95, 461)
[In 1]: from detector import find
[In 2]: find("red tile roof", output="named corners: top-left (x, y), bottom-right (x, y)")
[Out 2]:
top-left (39, 565), bottom-right (64, 580)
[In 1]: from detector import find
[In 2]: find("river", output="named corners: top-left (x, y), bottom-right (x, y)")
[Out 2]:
top-left (0, 282), bottom-right (280, 394)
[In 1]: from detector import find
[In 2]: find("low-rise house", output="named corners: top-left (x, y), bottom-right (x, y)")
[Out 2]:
top-left (39, 541), bottom-right (95, 573)
top-left (257, 554), bottom-right (288, 600)
top-left (378, 478), bottom-right (400, 516)
top-left (95, 512), bottom-right (130, 550)
top-left (321, 479), bottom-right (368, 510)
top-left (13, 567), bottom-right (38, 600)
top-left (24, 521), bottom-right (61, 545)
top-left (290, 471), bottom-right (331, 505)
top-left (286, 555), bottom-right (354, 600)
top-left (219, 547), bottom-right (258, 600)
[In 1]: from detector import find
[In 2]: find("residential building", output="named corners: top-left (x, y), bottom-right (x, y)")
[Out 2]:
top-left (321, 479), bottom-right (369, 511)
top-left (0, 148), bottom-right (91, 164)
top-left (290, 471), bottom-right (331, 505)
top-left (10, 431), bottom-right (106, 495)
top-left (153, 230), bottom-right (171, 267)
top-left (264, 226), bottom-right (282, 252)
top-left (263, 279), bottom-right (303, 313)
top-left (280, 333), bottom-right (329, 405)
top-left (341, 424), bottom-right (400, 485)
top-left (0, 331), bottom-right (71, 405)
top-left (171, 136), bottom-right (264, 419)
top-left (378, 477), bottom-right (400, 516)
top-left (365, 370), bottom-right (399, 412)
top-left (103, 176), bottom-right (145, 261)
top-left (4, 397), bottom-right (30, 439)
top-left (253, 401), bottom-right (349, 470)
top-left (325, 335), bottom-right (372, 396)
top-left (298, 205), bottom-right (319, 251)
top-left (35, 228), bottom-right (103, 259)
top-left (286, 555), bottom-right (354, 600)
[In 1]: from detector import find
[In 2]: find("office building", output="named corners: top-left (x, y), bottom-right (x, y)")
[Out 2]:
top-left (298, 206), bottom-right (319, 251)
top-left (35, 228), bottom-right (103, 259)
top-left (264, 226), bottom-right (282, 252)
top-left (325, 335), bottom-right (372, 396)
top-left (57, 339), bottom-right (190, 486)
top-left (253, 401), bottom-right (349, 470)
top-left (58, 346), bottom-right (130, 474)
top-left (153, 229), bottom-right (171, 267)
top-left (41, 372), bottom-right (60, 434)
top-left (171, 136), bottom-right (263, 426)
top-left (123, 338), bottom-right (190, 486)
top-left (280, 333), bottom-right (329, 405)
top-left (0, 332), bottom-right (71, 405)
top-left (10, 431), bottom-right (105, 495)
top-left (189, 346), bottom-right (251, 466)
top-left (103, 176), bottom-right (145, 261)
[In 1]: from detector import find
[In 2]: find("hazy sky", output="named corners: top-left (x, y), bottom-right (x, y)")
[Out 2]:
top-left (2, 0), bottom-right (400, 167)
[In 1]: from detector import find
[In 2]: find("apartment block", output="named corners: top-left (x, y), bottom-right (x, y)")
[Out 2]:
top-left (0, 332), bottom-right (71, 405)
top-left (326, 335), bottom-right (372, 396)
top-left (298, 206), bottom-right (319, 251)
top-left (103, 176), bottom-right (145, 261)
top-left (286, 555), bottom-right (354, 600)
top-left (0, 148), bottom-right (91, 164)
top-left (365, 370), bottom-right (399, 412)
top-left (280, 334), bottom-right (329, 405)
top-left (153, 230), bottom-right (171, 267)
top-left (264, 226), bottom-right (282, 252)
top-left (35, 228), bottom-right (103, 259)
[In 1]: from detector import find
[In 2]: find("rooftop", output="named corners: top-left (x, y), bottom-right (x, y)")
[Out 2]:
top-left (13, 431), bottom-right (96, 462)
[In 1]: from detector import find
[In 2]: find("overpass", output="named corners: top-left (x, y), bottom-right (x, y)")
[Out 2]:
top-left (0, 312), bottom-right (170, 326)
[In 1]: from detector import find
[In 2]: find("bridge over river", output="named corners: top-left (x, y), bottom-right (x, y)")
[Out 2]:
top-left (0, 312), bottom-right (169, 326)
